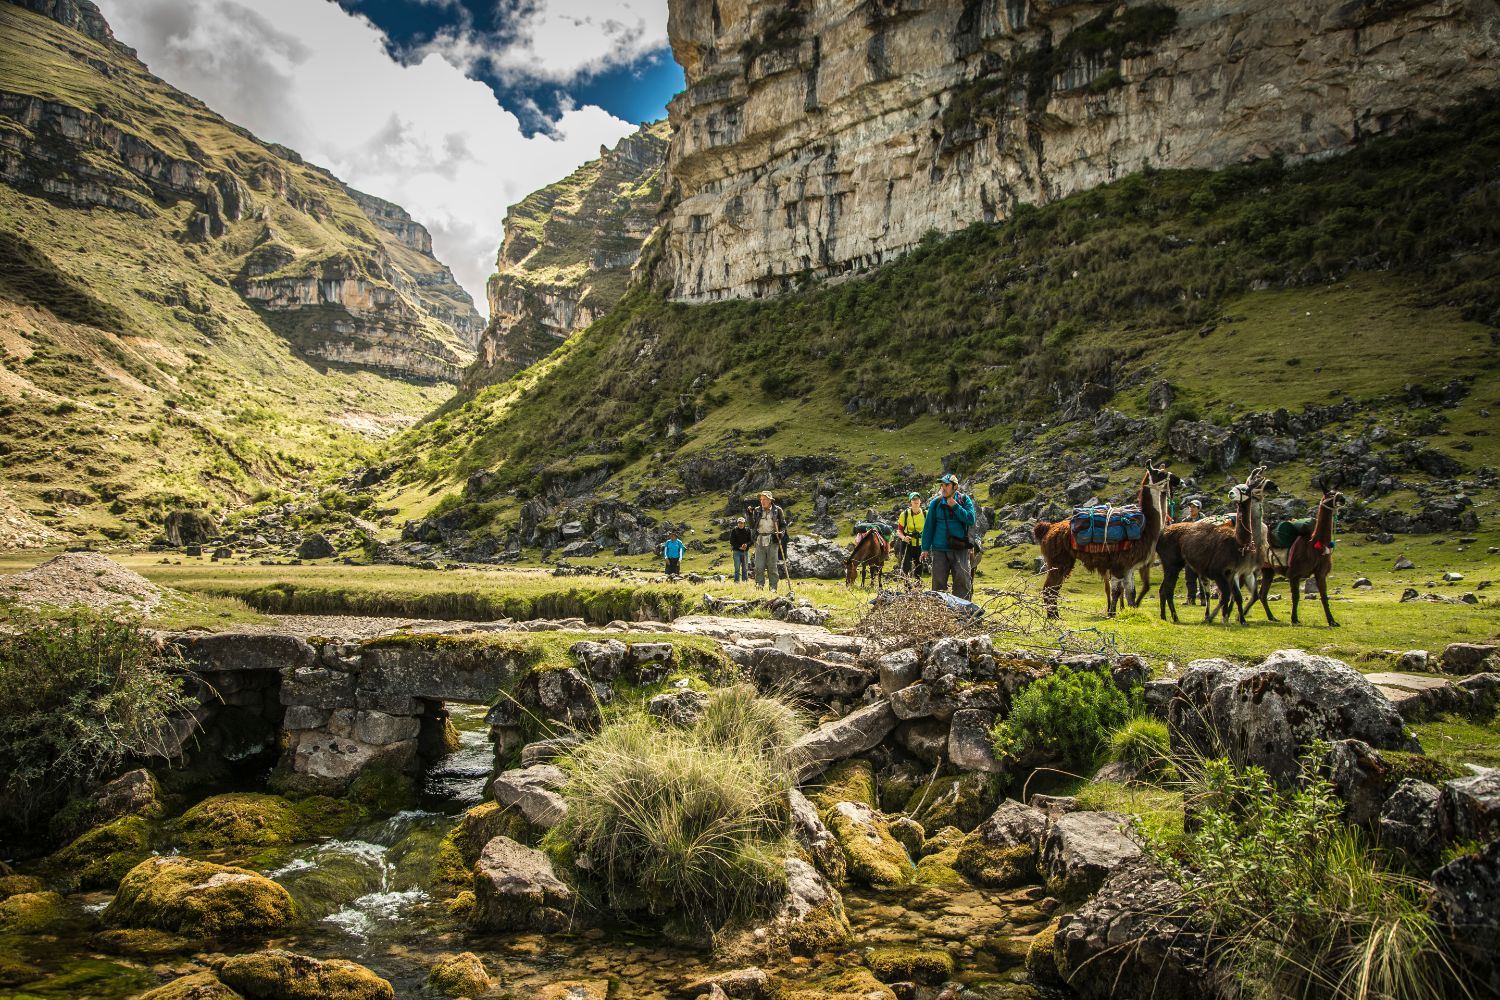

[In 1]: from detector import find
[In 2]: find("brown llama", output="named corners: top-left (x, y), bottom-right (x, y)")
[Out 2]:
top-left (1253, 486), bottom-right (1345, 626)
top-left (1034, 464), bottom-right (1178, 618)
top-left (845, 531), bottom-right (887, 589)
top-left (1158, 468), bottom-right (1265, 625)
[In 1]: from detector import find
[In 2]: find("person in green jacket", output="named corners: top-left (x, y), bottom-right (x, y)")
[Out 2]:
top-left (920, 473), bottom-right (976, 600)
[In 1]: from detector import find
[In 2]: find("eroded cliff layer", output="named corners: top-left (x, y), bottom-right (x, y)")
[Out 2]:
top-left (658, 0), bottom-right (1500, 301)
top-left (466, 121), bottom-right (669, 387)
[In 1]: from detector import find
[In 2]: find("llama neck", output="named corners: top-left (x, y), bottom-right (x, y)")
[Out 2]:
top-left (1250, 497), bottom-right (1267, 556)
top-left (1313, 500), bottom-right (1335, 543)
top-left (1235, 497), bottom-right (1253, 545)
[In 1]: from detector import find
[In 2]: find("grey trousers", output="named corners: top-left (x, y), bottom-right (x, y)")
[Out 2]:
top-left (754, 539), bottom-right (779, 590)
top-left (931, 549), bottom-right (973, 600)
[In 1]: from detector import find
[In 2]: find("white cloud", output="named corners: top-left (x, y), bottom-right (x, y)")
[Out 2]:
top-left (487, 0), bottom-right (670, 83)
top-left (97, 0), bottom-right (644, 316)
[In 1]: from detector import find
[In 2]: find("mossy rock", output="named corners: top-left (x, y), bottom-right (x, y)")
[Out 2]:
top-left (434, 802), bottom-right (535, 896)
top-left (776, 967), bottom-right (898, 1000)
top-left (0, 874), bottom-right (46, 900)
top-left (810, 759), bottom-right (878, 815)
top-left (0, 890), bottom-right (73, 933)
top-left (49, 814), bottom-right (153, 890)
top-left (866, 946), bottom-right (956, 985)
top-left (904, 772), bottom-right (996, 832)
top-left (912, 845), bottom-right (965, 889)
top-left (347, 762), bottom-right (418, 815)
top-left (921, 825), bottom-right (966, 857)
top-left (877, 764), bottom-right (923, 814)
top-left (1384, 750), bottom-right (1463, 787)
top-left (136, 971), bottom-right (243, 1000)
top-left (445, 890), bottom-right (476, 921)
top-left (426, 952), bottom-right (494, 998)
top-left (216, 949), bottom-right (394, 1000)
top-left (888, 816), bottom-right (925, 858)
top-left (826, 802), bottom-right (913, 888)
top-left (92, 927), bottom-right (200, 957)
top-left (174, 793), bottom-right (363, 852)
top-left (954, 837), bottom-right (1036, 889)
top-left (1025, 917), bottom-right (1066, 988)
top-left (0, 951), bottom-right (43, 988)
top-left (106, 856), bottom-right (296, 939)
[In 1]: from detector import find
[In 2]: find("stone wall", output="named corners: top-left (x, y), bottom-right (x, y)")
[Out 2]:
top-left (656, 0), bottom-right (1500, 301)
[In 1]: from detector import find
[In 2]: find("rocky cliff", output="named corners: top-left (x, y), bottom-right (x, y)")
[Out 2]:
top-left (657, 0), bottom-right (1500, 301)
top-left (466, 121), bottom-right (669, 387)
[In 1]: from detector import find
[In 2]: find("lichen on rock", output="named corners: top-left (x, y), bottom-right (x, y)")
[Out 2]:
top-left (215, 949), bottom-right (394, 1000)
top-left (49, 814), bottom-right (153, 890)
top-left (105, 856), bottom-right (297, 938)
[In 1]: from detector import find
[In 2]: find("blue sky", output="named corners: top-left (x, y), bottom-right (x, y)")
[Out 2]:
top-left (99, 0), bottom-right (682, 312)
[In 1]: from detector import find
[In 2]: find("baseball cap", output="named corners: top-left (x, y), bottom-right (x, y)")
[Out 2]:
top-left (939, 473), bottom-right (959, 485)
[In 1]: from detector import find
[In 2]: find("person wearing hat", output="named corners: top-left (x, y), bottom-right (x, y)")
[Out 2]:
top-left (1182, 498), bottom-right (1204, 605)
top-left (745, 491), bottom-right (788, 591)
top-left (921, 473), bottom-right (976, 600)
top-left (729, 516), bottom-right (753, 583)
top-left (895, 491), bottom-right (926, 578)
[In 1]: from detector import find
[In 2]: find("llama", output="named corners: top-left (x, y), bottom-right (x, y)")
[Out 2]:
top-left (1157, 468), bottom-right (1265, 625)
top-left (845, 530), bottom-right (887, 588)
top-left (1034, 464), bottom-right (1178, 618)
top-left (1253, 485), bottom-right (1345, 626)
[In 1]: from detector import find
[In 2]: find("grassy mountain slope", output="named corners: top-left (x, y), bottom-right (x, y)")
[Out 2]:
top-left (0, 3), bottom-right (477, 543)
top-left (384, 94), bottom-right (1499, 554)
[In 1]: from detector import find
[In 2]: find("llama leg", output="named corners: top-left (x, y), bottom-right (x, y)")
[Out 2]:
top-left (1318, 570), bottom-right (1338, 627)
top-left (1257, 569), bottom-right (1278, 621)
top-left (1041, 566), bottom-right (1067, 618)
top-left (1211, 575), bottom-right (1233, 623)
top-left (1232, 577), bottom-right (1247, 625)
top-left (1290, 576), bottom-right (1301, 625)
top-left (1160, 564), bottom-right (1180, 623)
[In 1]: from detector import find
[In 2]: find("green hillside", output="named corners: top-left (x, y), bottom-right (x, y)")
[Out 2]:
top-left (384, 93), bottom-right (1500, 551)
top-left (0, 3), bottom-right (476, 544)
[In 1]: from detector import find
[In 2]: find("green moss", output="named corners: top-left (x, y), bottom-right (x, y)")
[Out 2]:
top-left (49, 814), bottom-right (153, 889)
top-left (920, 825), bottom-right (966, 857)
top-left (346, 764), bottom-right (417, 816)
top-left (1025, 917), bottom-right (1066, 988)
top-left (954, 838), bottom-right (1036, 889)
top-left (912, 845), bottom-right (965, 889)
top-left (776, 967), bottom-right (894, 1000)
top-left (904, 773), bottom-right (996, 832)
top-left (91, 927), bottom-right (199, 957)
top-left (0, 874), bottom-right (45, 900)
top-left (825, 803), bottom-right (913, 888)
top-left (215, 950), bottom-right (394, 1000)
top-left (0, 958), bottom-right (155, 998)
top-left (173, 793), bottom-right (362, 852)
top-left (136, 971), bottom-right (242, 1000)
top-left (445, 890), bottom-right (476, 921)
top-left (888, 816), bottom-right (925, 858)
top-left (866, 946), bottom-right (955, 985)
top-left (0, 890), bottom-right (72, 933)
top-left (1383, 749), bottom-right (1463, 786)
top-left (433, 802), bottom-right (536, 897)
top-left (105, 856), bottom-right (297, 939)
top-left (877, 769), bottom-right (921, 814)
top-left (425, 953), bottom-right (494, 998)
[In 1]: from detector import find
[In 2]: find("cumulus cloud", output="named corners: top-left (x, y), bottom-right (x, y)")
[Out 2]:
top-left (97, 0), bottom-right (644, 316)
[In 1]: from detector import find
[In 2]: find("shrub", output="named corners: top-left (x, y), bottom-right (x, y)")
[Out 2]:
top-left (0, 608), bottom-right (195, 838)
top-left (1152, 754), bottom-right (1465, 999)
top-left (990, 666), bottom-right (1136, 770)
top-left (549, 684), bottom-right (807, 929)
top-left (996, 483), bottom-right (1038, 507)
top-left (1108, 716), bottom-right (1174, 779)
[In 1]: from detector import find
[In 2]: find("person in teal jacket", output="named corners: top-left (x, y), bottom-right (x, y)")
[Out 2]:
top-left (662, 532), bottom-right (685, 577)
top-left (921, 473), bottom-right (976, 599)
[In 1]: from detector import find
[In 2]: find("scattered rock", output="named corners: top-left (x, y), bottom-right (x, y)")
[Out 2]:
top-left (1395, 649), bottom-right (1430, 672)
top-left (1378, 780), bottom-right (1445, 860)
top-left (946, 709), bottom-right (1003, 774)
top-left (1042, 811), bottom-right (1141, 900)
top-left (105, 857), bottom-right (296, 938)
top-left (717, 857), bottom-right (851, 961)
top-left (1432, 839), bottom-right (1500, 995)
top-left (1443, 773), bottom-right (1500, 844)
top-left (470, 836), bottom-right (574, 932)
top-left (827, 802), bottom-right (913, 888)
top-left (491, 766), bottom-right (568, 830)
top-left (0, 551), bottom-right (163, 612)
top-left (1394, 556), bottom-right (1415, 571)
top-left (646, 689), bottom-right (711, 727)
top-left (520, 736), bottom-right (581, 766)
top-left (296, 533), bottom-right (336, 560)
top-left (875, 648), bottom-right (921, 694)
top-left (215, 950), bottom-right (394, 1000)
top-left (788, 788), bottom-right (846, 884)
top-left (135, 972), bottom-right (241, 1000)
top-left (425, 952), bottom-right (494, 998)
top-left (571, 639), bottom-right (628, 680)
top-left (791, 700), bottom-right (899, 780)
top-left (1440, 643), bottom-right (1498, 675)
top-left (955, 800), bottom-right (1043, 888)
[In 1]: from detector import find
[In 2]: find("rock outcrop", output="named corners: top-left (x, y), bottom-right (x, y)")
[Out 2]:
top-left (657, 0), bottom-right (1500, 301)
top-left (466, 122), bottom-right (669, 386)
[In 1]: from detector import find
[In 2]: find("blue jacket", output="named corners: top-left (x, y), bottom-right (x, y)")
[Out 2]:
top-left (922, 493), bottom-right (976, 552)
top-left (663, 539), bottom-right (685, 559)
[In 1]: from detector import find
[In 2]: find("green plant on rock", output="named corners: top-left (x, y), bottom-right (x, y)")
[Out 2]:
top-left (548, 683), bottom-right (807, 930)
top-left (0, 608), bottom-right (196, 839)
top-left (1151, 753), bottom-right (1467, 1000)
top-left (990, 666), bottom-right (1137, 771)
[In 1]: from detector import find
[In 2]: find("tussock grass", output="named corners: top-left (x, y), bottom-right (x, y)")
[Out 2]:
top-left (549, 684), bottom-right (808, 929)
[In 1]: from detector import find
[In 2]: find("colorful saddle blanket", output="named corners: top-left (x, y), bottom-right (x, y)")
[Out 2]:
top-left (1070, 505), bottom-right (1145, 547)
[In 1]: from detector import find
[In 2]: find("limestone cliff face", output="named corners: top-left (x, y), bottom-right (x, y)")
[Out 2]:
top-left (465, 121), bottom-right (669, 388)
top-left (658, 0), bottom-right (1500, 301)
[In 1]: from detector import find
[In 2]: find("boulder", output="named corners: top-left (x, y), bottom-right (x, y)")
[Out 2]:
top-left (672, 967), bottom-right (768, 999)
top-left (922, 637), bottom-right (970, 682)
top-left (135, 973), bottom-right (241, 1000)
top-left (491, 766), bottom-right (568, 829)
top-left (1168, 650), bottom-right (1414, 782)
top-left (791, 700), bottom-right (899, 779)
top-left (1365, 672), bottom-right (1466, 721)
top-left (788, 788), bottom-right (846, 884)
top-left (48, 814), bottom-right (152, 890)
top-left (947, 709), bottom-right (1003, 774)
top-left (1042, 811), bottom-right (1141, 900)
top-left (717, 857), bottom-right (851, 961)
top-left (784, 535), bottom-right (847, 579)
top-left (1378, 780), bottom-right (1445, 860)
top-left (296, 533), bottom-right (336, 560)
top-left (1055, 858), bottom-right (1224, 1000)
top-left (894, 718), bottom-right (949, 766)
top-left (164, 509), bottom-right (217, 546)
top-left (106, 857), bottom-right (296, 938)
top-left (1441, 643), bottom-right (1498, 675)
top-left (747, 647), bottom-right (874, 700)
top-left (826, 802), bottom-right (913, 888)
top-left (1167, 420), bottom-right (1239, 471)
top-left (92, 769), bottom-right (163, 824)
top-left (0, 890), bottom-right (72, 933)
top-left (876, 648), bottom-right (921, 694)
top-left (889, 682), bottom-right (949, 721)
top-left (425, 952), bottom-right (494, 998)
top-left (1326, 739), bottom-right (1392, 827)
top-left (215, 950), bottom-right (394, 1000)
top-left (516, 667), bottom-right (600, 730)
top-left (646, 689), bottom-right (711, 727)
top-left (954, 799), bottom-right (1044, 888)
top-left (571, 640), bottom-right (628, 680)
top-left (1443, 773), bottom-right (1500, 843)
top-left (470, 836), bottom-right (573, 932)
top-left (520, 736), bottom-right (581, 766)
top-left (1395, 649), bottom-right (1430, 672)
top-left (1432, 839), bottom-right (1500, 995)
top-left (626, 642), bottom-right (675, 683)
top-left (1142, 678), bottom-right (1179, 718)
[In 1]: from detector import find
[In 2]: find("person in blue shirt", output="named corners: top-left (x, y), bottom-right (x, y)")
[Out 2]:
top-left (921, 473), bottom-right (976, 599)
top-left (662, 531), bottom-right (685, 577)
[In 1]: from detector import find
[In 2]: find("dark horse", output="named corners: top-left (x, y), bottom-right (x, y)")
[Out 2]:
top-left (845, 531), bottom-right (887, 588)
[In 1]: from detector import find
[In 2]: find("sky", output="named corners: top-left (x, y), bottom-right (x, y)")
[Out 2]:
top-left (96, 0), bottom-right (684, 316)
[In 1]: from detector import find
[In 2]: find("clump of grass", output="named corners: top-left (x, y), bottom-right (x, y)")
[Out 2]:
top-left (1153, 752), bottom-right (1467, 1000)
top-left (1108, 715), bottom-right (1174, 779)
top-left (549, 683), bottom-right (808, 929)
top-left (0, 607), bottom-right (196, 840)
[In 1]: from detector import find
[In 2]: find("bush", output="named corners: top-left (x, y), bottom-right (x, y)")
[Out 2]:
top-left (0, 609), bottom-right (195, 838)
top-left (549, 684), bottom-right (808, 929)
top-left (1108, 716), bottom-right (1174, 779)
top-left (996, 483), bottom-right (1038, 507)
top-left (1153, 754), bottom-right (1465, 999)
top-left (990, 666), bottom-right (1136, 770)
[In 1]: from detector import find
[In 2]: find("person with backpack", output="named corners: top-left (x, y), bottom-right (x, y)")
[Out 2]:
top-left (745, 491), bottom-right (787, 591)
top-left (729, 516), bottom-right (752, 583)
top-left (662, 531), bottom-right (685, 577)
top-left (895, 491), bottom-right (925, 578)
top-left (921, 473), bottom-right (976, 600)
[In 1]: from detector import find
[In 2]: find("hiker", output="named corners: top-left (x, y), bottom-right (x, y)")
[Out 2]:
top-left (1182, 498), bottom-right (1204, 605)
top-left (895, 491), bottom-right (925, 578)
top-left (745, 491), bottom-right (788, 591)
top-left (729, 516), bottom-right (752, 583)
top-left (921, 473), bottom-right (976, 600)
top-left (662, 531), bottom-right (685, 577)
